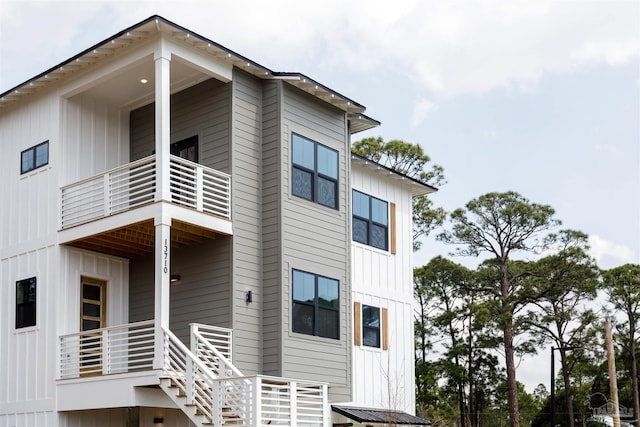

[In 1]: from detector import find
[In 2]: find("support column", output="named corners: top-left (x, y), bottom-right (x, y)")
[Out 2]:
top-left (155, 40), bottom-right (171, 202)
top-left (153, 215), bottom-right (171, 369)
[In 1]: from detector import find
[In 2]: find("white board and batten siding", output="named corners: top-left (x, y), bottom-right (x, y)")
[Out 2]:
top-left (279, 84), bottom-right (352, 402)
top-left (350, 163), bottom-right (417, 413)
top-left (0, 88), bottom-right (61, 426)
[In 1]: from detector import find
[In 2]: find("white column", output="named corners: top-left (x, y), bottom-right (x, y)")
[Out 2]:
top-left (153, 215), bottom-right (171, 369)
top-left (155, 40), bottom-right (171, 202)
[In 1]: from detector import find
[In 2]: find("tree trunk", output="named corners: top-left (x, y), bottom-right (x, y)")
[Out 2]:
top-left (560, 352), bottom-right (575, 427)
top-left (503, 316), bottom-right (521, 427)
top-left (501, 264), bottom-right (520, 427)
top-left (629, 325), bottom-right (639, 427)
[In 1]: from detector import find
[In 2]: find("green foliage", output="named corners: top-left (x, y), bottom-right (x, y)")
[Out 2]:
top-left (352, 136), bottom-right (445, 186)
top-left (439, 191), bottom-right (560, 258)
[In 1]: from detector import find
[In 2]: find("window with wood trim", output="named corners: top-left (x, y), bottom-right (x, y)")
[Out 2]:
top-left (291, 133), bottom-right (339, 209)
top-left (352, 190), bottom-right (388, 250)
top-left (292, 269), bottom-right (340, 339)
top-left (355, 302), bottom-right (388, 350)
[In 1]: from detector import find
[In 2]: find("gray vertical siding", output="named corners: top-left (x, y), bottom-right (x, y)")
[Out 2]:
top-left (129, 237), bottom-right (231, 345)
top-left (128, 77), bottom-right (233, 345)
top-left (279, 84), bottom-right (351, 402)
top-left (129, 78), bottom-right (230, 171)
top-left (229, 70), bottom-right (263, 374)
top-left (260, 80), bottom-right (282, 376)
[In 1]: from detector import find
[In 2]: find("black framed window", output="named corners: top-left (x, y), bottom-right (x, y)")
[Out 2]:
top-left (16, 277), bottom-right (37, 329)
top-left (21, 141), bottom-right (49, 174)
top-left (291, 133), bottom-right (338, 209)
top-left (362, 305), bottom-right (381, 347)
top-left (292, 269), bottom-right (339, 339)
top-left (352, 190), bottom-right (388, 250)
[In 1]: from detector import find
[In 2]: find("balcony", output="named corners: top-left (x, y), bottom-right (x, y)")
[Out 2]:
top-left (61, 154), bottom-right (231, 228)
top-left (58, 155), bottom-right (232, 258)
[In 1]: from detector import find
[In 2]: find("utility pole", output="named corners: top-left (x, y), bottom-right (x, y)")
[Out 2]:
top-left (605, 319), bottom-right (621, 427)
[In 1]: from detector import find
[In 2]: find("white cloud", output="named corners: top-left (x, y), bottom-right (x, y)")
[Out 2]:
top-left (2, 0), bottom-right (638, 95)
top-left (411, 98), bottom-right (438, 128)
top-left (588, 234), bottom-right (637, 269)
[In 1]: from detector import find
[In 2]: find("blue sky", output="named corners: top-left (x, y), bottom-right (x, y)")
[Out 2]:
top-left (1, 0), bottom-right (638, 390)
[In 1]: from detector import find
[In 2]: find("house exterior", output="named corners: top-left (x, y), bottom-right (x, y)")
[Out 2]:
top-left (0, 16), bottom-right (435, 427)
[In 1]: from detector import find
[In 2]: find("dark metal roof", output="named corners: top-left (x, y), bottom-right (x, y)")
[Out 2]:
top-left (332, 405), bottom-right (431, 425)
top-left (350, 152), bottom-right (438, 195)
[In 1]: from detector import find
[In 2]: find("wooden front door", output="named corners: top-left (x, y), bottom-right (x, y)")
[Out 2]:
top-left (80, 276), bottom-right (106, 375)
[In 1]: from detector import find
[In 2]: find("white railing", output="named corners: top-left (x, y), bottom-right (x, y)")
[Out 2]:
top-left (59, 320), bottom-right (155, 379)
top-left (58, 322), bottom-right (328, 426)
top-left (253, 376), bottom-right (328, 426)
top-left (60, 154), bottom-right (231, 229)
top-left (191, 323), bottom-right (234, 364)
top-left (163, 327), bottom-right (251, 426)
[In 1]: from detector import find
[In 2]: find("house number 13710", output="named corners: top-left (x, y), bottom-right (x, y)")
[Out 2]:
top-left (163, 238), bottom-right (168, 273)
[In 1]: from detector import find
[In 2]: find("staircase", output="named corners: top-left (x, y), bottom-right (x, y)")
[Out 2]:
top-left (159, 324), bottom-right (329, 427)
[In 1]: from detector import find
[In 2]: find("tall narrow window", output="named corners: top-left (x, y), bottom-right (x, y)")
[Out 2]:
top-left (352, 190), bottom-right (388, 250)
top-left (291, 133), bottom-right (338, 209)
top-left (292, 269), bottom-right (340, 339)
top-left (21, 141), bottom-right (49, 174)
top-left (362, 305), bottom-right (381, 347)
top-left (16, 277), bottom-right (37, 329)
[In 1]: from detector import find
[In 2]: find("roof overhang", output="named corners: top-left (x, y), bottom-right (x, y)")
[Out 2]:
top-left (0, 15), bottom-right (379, 131)
top-left (350, 153), bottom-right (438, 196)
top-left (332, 405), bottom-right (431, 426)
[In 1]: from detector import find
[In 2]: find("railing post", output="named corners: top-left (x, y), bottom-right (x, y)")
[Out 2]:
top-left (103, 173), bottom-right (110, 217)
top-left (322, 383), bottom-right (329, 427)
top-left (253, 376), bottom-right (262, 427)
top-left (290, 381), bottom-right (298, 427)
top-left (196, 166), bottom-right (204, 212)
top-left (186, 355), bottom-right (194, 404)
top-left (190, 323), bottom-right (198, 356)
top-left (102, 329), bottom-right (109, 375)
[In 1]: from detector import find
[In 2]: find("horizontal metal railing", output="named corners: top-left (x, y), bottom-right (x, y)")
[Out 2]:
top-left (60, 154), bottom-right (231, 229)
top-left (58, 320), bottom-right (155, 379)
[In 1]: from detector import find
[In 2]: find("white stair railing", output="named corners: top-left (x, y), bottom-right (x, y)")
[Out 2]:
top-left (162, 327), bottom-right (251, 426)
top-left (190, 323), bottom-right (237, 376)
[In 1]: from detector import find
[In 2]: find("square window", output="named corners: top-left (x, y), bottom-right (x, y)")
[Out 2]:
top-left (16, 277), bottom-right (37, 329)
top-left (352, 190), bottom-right (389, 250)
top-left (292, 269), bottom-right (339, 340)
top-left (291, 133), bottom-right (338, 209)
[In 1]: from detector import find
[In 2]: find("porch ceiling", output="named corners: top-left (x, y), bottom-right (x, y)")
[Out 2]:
top-left (65, 219), bottom-right (222, 259)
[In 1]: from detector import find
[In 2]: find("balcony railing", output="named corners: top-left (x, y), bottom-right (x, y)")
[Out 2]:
top-left (60, 154), bottom-right (231, 229)
top-left (59, 320), bottom-right (155, 379)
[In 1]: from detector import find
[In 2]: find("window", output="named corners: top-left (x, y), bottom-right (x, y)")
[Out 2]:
top-left (292, 269), bottom-right (339, 339)
top-left (16, 277), bottom-right (36, 329)
top-left (21, 141), bottom-right (49, 174)
top-left (362, 305), bottom-right (380, 347)
top-left (291, 133), bottom-right (338, 209)
top-left (352, 190), bottom-right (388, 250)
top-left (354, 302), bottom-right (388, 350)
